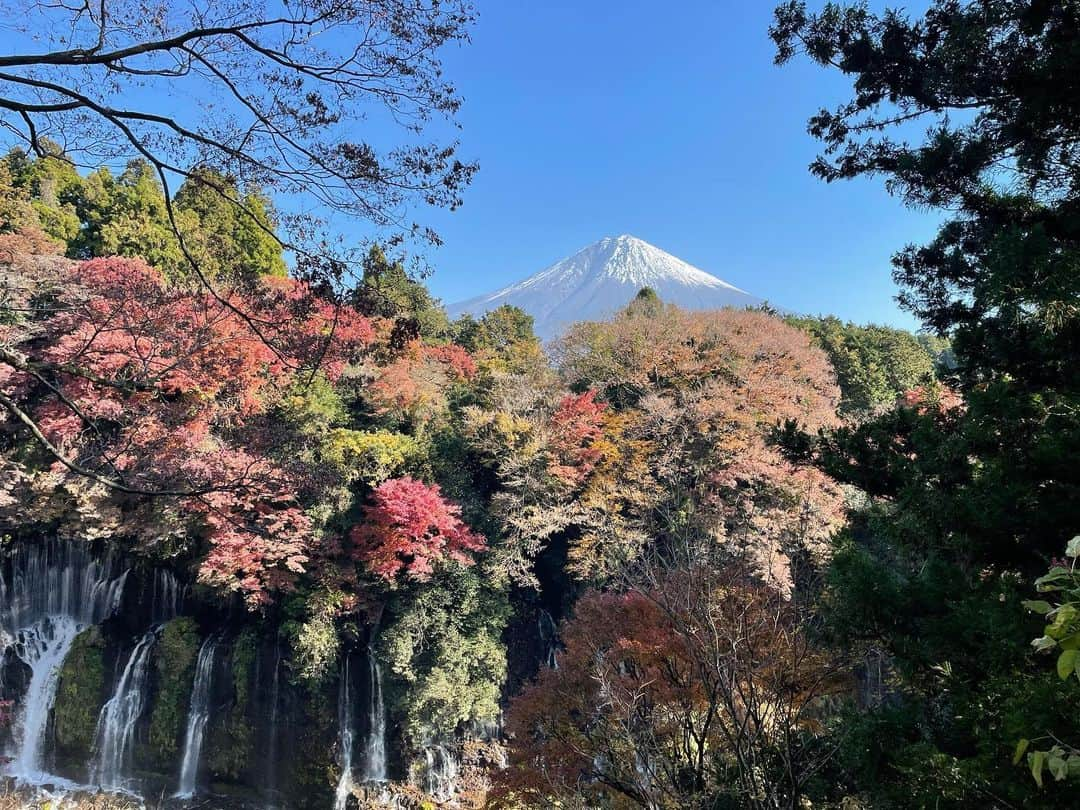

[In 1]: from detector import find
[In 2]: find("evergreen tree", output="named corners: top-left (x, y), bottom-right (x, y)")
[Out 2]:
top-left (2, 144), bottom-right (82, 243)
top-left (773, 2), bottom-right (1080, 805)
top-left (173, 166), bottom-right (287, 281)
top-left (352, 245), bottom-right (450, 343)
top-left (786, 315), bottom-right (939, 415)
top-left (73, 160), bottom-right (188, 274)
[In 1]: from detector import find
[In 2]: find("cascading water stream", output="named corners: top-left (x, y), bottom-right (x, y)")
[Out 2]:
top-left (150, 568), bottom-right (184, 624)
top-left (89, 630), bottom-right (158, 792)
top-left (362, 649), bottom-right (388, 783)
top-left (538, 609), bottom-right (559, 670)
top-left (0, 541), bottom-right (130, 785)
top-left (333, 656), bottom-right (357, 810)
top-left (173, 634), bottom-right (219, 798)
top-left (7, 617), bottom-right (81, 781)
top-left (421, 744), bottom-right (459, 802)
top-left (264, 640), bottom-right (283, 807)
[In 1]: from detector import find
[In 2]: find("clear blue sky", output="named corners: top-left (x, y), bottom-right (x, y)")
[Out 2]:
top-left (1, 1), bottom-right (940, 329)
top-left (410, 1), bottom-right (940, 330)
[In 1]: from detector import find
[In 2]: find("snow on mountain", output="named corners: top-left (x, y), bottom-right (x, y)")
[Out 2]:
top-left (447, 235), bottom-right (764, 339)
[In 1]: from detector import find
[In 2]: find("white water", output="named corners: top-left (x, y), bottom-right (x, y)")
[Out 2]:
top-left (1, 541), bottom-right (130, 785)
top-left (150, 568), bottom-right (184, 624)
top-left (0, 540), bottom-right (129, 633)
top-left (173, 635), bottom-right (218, 798)
top-left (421, 744), bottom-right (459, 802)
top-left (363, 652), bottom-right (388, 782)
top-left (264, 641), bottom-right (283, 807)
top-left (538, 609), bottom-right (559, 669)
top-left (333, 657), bottom-right (357, 810)
top-left (90, 630), bottom-right (157, 791)
top-left (7, 617), bottom-right (81, 780)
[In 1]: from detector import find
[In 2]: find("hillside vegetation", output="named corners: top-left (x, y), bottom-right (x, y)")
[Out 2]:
top-left (0, 1), bottom-right (1078, 808)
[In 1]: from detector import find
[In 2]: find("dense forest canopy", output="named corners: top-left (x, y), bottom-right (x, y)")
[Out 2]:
top-left (771, 0), bottom-right (1080, 805)
top-left (0, 1), bottom-right (1077, 809)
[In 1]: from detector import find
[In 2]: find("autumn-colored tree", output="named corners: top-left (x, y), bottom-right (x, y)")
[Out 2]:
top-left (365, 339), bottom-right (476, 429)
top-left (460, 364), bottom-right (604, 585)
top-left (1, 255), bottom-right (373, 605)
top-left (498, 560), bottom-right (845, 810)
top-left (554, 304), bottom-right (846, 591)
top-left (351, 476), bottom-right (486, 584)
top-left (546, 390), bottom-right (607, 486)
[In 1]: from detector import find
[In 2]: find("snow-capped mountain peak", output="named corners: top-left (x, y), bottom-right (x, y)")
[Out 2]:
top-left (448, 235), bottom-right (762, 339)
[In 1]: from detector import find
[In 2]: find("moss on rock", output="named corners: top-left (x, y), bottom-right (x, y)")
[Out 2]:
top-left (287, 684), bottom-right (337, 809)
top-left (205, 629), bottom-right (257, 781)
top-left (54, 625), bottom-right (106, 760)
top-left (146, 616), bottom-right (200, 769)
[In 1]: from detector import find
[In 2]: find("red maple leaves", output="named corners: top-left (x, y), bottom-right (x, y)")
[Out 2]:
top-left (3, 255), bottom-right (374, 606)
top-left (351, 476), bottom-right (486, 583)
top-left (546, 390), bottom-right (606, 485)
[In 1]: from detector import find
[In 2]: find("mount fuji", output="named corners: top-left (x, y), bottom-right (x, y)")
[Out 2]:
top-left (447, 235), bottom-right (764, 339)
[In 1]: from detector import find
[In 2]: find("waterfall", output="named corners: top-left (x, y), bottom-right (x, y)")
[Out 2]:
top-left (6, 617), bottom-right (81, 780)
top-left (421, 744), bottom-right (459, 802)
top-left (89, 630), bottom-right (158, 792)
top-left (1, 540), bottom-right (130, 784)
top-left (264, 640), bottom-right (282, 806)
top-left (173, 634), bottom-right (218, 798)
top-left (538, 609), bottom-right (559, 669)
top-left (333, 657), bottom-right (357, 810)
top-left (362, 651), bottom-right (388, 782)
top-left (150, 568), bottom-right (184, 624)
top-left (0, 540), bottom-right (128, 635)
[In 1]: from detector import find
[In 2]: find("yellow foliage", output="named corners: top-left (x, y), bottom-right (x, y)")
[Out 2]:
top-left (323, 428), bottom-right (422, 485)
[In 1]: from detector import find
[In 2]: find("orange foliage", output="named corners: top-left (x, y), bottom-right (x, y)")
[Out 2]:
top-left (557, 306), bottom-right (845, 591)
top-left (498, 566), bottom-right (843, 808)
top-left (367, 339), bottom-right (476, 421)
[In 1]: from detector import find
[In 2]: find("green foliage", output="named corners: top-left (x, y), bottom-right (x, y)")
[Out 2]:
top-left (3, 145), bottom-right (82, 243)
top-left (53, 626), bottom-right (106, 760)
top-left (1, 150), bottom-right (286, 280)
top-left (1018, 537), bottom-right (1080, 784)
top-left (353, 245), bottom-right (449, 341)
top-left (206, 627), bottom-right (258, 781)
top-left (772, 3), bottom-right (1080, 804)
top-left (172, 166), bottom-right (287, 280)
top-left (285, 591), bottom-right (348, 686)
top-left (625, 285), bottom-right (663, 318)
top-left (72, 161), bottom-right (189, 274)
top-left (277, 374), bottom-right (349, 441)
top-left (453, 304), bottom-right (540, 360)
top-left (381, 565), bottom-right (508, 742)
top-left (323, 428), bottom-right (424, 486)
top-left (147, 617), bottom-right (201, 767)
top-left (286, 681), bottom-right (337, 807)
top-left (231, 627), bottom-right (259, 711)
top-left (0, 155), bottom-right (41, 235)
top-left (787, 315), bottom-right (938, 415)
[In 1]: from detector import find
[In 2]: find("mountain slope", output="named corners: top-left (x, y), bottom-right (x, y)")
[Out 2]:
top-left (448, 235), bottom-right (763, 339)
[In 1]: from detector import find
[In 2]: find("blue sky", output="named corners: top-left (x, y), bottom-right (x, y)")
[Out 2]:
top-left (0, 1), bottom-right (940, 329)
top-left (408, 1), bottom-right (940, 330)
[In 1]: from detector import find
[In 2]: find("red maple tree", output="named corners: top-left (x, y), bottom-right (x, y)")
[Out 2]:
top-left (351, 476), bottom-right (486, 583)
top-left (546, 389), bottom-right (606, 486)
top-left (1, 255), bottom-right (374, 605)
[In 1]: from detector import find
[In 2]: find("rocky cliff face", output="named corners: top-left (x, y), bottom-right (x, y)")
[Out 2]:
top-left (0, 538), bottom-right (509, 809)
